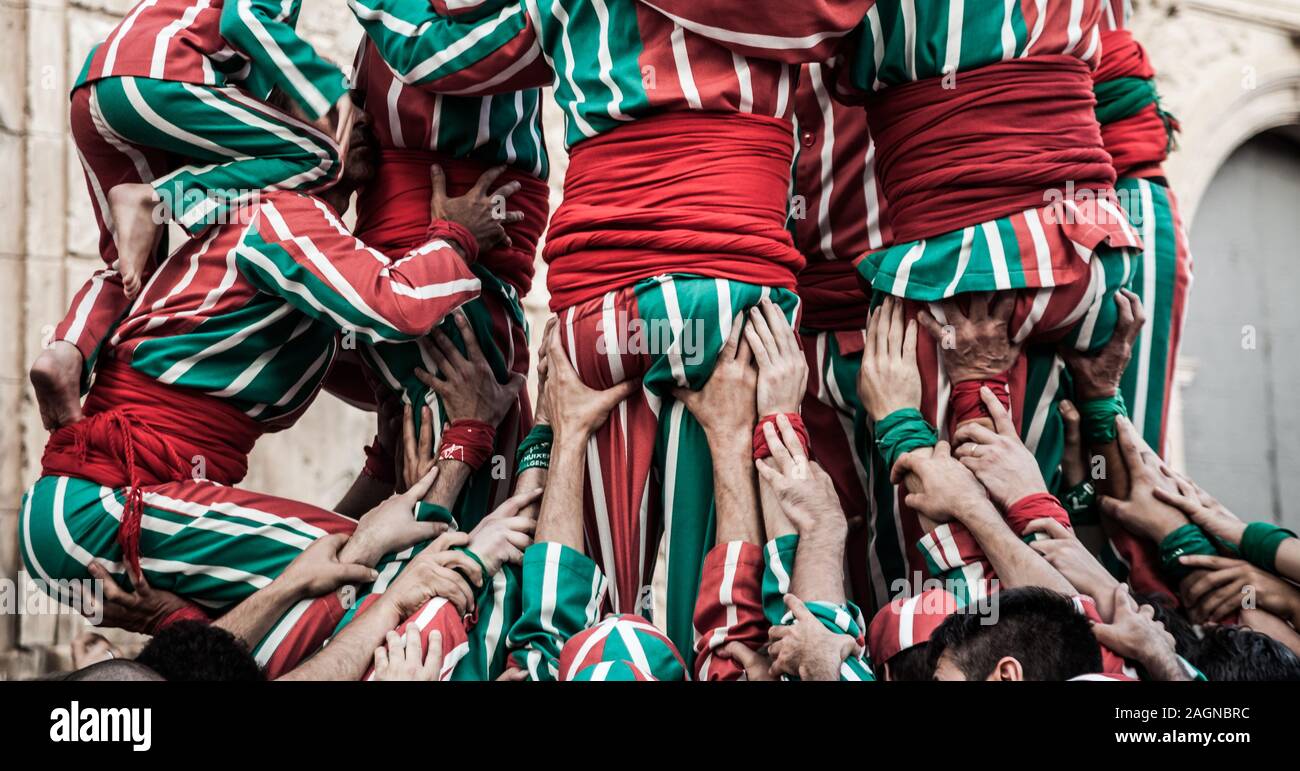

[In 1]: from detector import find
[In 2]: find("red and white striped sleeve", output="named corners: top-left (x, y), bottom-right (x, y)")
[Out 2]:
top-left (692, 541), bottom-right (768, 681)
top-left (363, 596), bottom-right (472, 681)
top-left (636, 0), bottom-right (873, 63)
top-left (236, 193), bottom-right (482, 343)
top-left (53, 267), bottom-right (131, 369)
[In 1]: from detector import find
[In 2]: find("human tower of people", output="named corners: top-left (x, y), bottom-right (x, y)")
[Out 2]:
top-left (23, 0), bottom-right (1300, 682)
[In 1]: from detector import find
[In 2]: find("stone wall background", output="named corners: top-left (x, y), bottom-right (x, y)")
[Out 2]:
top-left (1, 0), bottom-right (1297, 677)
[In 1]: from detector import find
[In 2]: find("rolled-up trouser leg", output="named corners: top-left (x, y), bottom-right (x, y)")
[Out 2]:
top-left (20, 474), bottom-right (357, 678)
top-left (556, 275), bottom-right (800, 669)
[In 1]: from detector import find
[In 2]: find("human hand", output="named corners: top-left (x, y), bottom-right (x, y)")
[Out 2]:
top-left (1177, 554), bottom-right (1300, 624)
top-left (542, 320), bottom-right (640, 444)
top-left (347, 467), bottom-right (449, 566)
top-left (372, 628), bottom-right (443, 682)
top-left (672, 314), bottom-right (758, 442)
top-left (430, 165), bottom-right (523, 254)
top-left (466, 488), bottom-right (542, 576)
top-left (1060, 289), bottom-right (1144, 400)
top-left (743, 299), bottom-right (807, 416)
top-left (278, 533), bottom-right (381, 600)
top-left (917, 292), bottom-right (1020, 383)
top-left (1025, 517), bottom-right (1121, 618)
top-left (891, 441), bottom-right (994, 524)
top-left (1096, 417), bottom-right (1188, 543)
top-left (754, 415), bottom-right (845, 549)
top-left (767, 595), bottom-right (860, 681)
top-left (383, 532), bottom-right (482, 618)
top-left (856, 295), bottom-right (921, 421)
top-left (952, 386), bottom-right (1048, 509)
top-left (83, 561), bottom-right (196, 635)
top-left (415, 311), bottom-right (526, 427)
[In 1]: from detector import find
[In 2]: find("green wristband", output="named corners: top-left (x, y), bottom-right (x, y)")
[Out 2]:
top-left (1058, 480), bottom-right (1098, 526)
top-left (515, 424), bottom-right (554, 475)
top-left (1159, 523), bottom-right (1217, 584)
top-left (415, 501), bottom-right (457, 527)
top-left (1079, 392), bottom-right (1128, 445)
top-left (874, 408), bottom-right (938, 470)
top-left (1240, 522), bottom-right (1297, 573)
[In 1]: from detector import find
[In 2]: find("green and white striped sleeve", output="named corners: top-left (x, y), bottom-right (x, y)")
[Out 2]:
top-left (221, 0), bottom-right (348, 119)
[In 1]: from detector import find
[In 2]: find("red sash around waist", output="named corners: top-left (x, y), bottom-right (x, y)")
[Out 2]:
top-left (867, 56), bottom-right (1116, 244)
top-left (542, 111), bottom-right (804, 311)
top-left (41, 359), bottom-right (262, 573)
top-left (354, 149), bottom-right (550, 296)
top-left (1094, 29), bottom-right (1176, 180)
top-left (797, 259), bottom-right (870, 332)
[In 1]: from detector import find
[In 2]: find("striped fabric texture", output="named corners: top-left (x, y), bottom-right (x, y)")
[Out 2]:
top-left (692, 541), bottom-right (767, 681)
top-left (103, 191), bottom-right (478, 426)
top-left (77, 0), bottom-right (347, 120)
top-left (352, 0), bottom-right (870, 148)
top-left (554, 275), bottom-right (799, 670)
top-left (87, 76), bottom-right (341, 235)
top-left (352, 38), bottom-right (549, 180)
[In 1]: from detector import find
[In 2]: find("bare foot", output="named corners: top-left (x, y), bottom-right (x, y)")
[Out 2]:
top-left (30, 341), bottom-right (85, 430)
top-left (107, 183), bottom-right (163, 300)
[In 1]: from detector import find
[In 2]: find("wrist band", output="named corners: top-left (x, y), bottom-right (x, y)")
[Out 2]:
top-left (1005, 492), bottom-right (1071, 539)
top-left (362, 433), bottom-right (396, 485)
top-left (1058, 481), bottom-right (1098, 526)
top-left (1079, 392), bottom-right (1128, 445)
top-left (753, 413), bottom-right (812, 460)
top-left (874, 408), bottom-right (938, 470)
top-left (1240, 522), bottom-right (1297, 573)
top-left (1159, 523), bottom-right (1217, 584)
top-left (427, 219), bottom-right (479, 264)
top-left (437, 419), bottom-right (496, 471)
top-left (515, 424), bottom-right (554, 475)
top-left (950, 375), bottom-right (1011, 427)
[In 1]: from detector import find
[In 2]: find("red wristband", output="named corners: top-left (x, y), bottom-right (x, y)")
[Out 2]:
top-left (437, 419), bottom-right (496, 470)
top-left (426, 220), bottom-right (479, 264)
top-left (950, 375), bottom-right (1011, 427)
top-left (362, 433), bottom-right (396, 485)
top-left (1005, 492), bottom-right (1071, 538)
top-left (752, 413), bottom-right (812, 460)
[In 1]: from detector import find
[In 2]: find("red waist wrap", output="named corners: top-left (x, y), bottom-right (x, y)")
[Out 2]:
top-left (867, 56), bottom-right (1116, 244)
top-left (797, 259), bottom-right (869, 332)
top-left (543, 111), bottom-right (804, 311)
top-left (41, 359), bottom-right (262, 574)
top-left (1094, 29), bottom-right (1175, 180)
top-left (354, 149), bottom-right (550, 295)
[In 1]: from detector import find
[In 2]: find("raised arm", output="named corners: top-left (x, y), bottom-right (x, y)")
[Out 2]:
top-left (349, 0), bottom-right (549, 93)
top-left (221, 0), bottom-right (348, 120)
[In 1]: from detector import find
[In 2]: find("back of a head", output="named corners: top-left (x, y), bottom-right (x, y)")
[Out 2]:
top-left (884, 644), bottom-right (935, 681)
top-left (135, 621), bottom-right (264, 682)
top-left (1190, 624), bottom-right (1300, 681)
top-left (57, 659), bottom-right (165, 682)
top-left (928, 587), bottom-right (1102, 681)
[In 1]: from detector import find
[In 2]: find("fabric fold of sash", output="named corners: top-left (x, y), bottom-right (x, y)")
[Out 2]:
top-left (1093, 29), bottom-right (1179, 180)
top-left (543, 111), bottom-right (804, 311)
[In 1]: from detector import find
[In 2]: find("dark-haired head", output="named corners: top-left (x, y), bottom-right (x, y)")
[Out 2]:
top-left (928, 587), bottom-right (1102, 681)
top-left (135, 621), bottom-right (263, 682)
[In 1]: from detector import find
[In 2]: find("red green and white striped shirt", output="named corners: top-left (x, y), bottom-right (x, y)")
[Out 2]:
top-left (350, 0), bottom-right (871, 148)
top-left (105, 192), bottom-right (479, 427)
top-left (843, 0), bottom-right (1105, 92)
top-left (76, 0), bottom-right (347, 119)
top-left (351, 38), bottom-right (548, 180)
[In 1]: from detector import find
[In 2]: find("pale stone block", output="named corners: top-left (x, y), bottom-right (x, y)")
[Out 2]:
top-left (0, 254), bottom-right (24, 381)
top-left (26, 4), bottom-right (67, 135)
top-left (0, 132), bottom-right (24, 257)
top-left (25, 134), bottom-right (68, 259)
top-left (0, 3), bottom-right (26, 134)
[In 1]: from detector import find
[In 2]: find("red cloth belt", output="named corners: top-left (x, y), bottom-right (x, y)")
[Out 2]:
top-left (41, 359), bottom-right (262, 574)
top-left (543, 111), bottom-right (804, 311)
top-left (866, 56), bottom-right (1116, 244)
top-left (354, 148), bottom-right (550, 295)
top-left (949, 376), bottom-right (1012, 430)
top-left (1094, 29), bottom-right (1175, 180)
top-left (797, 259), bottom-right (870, 332)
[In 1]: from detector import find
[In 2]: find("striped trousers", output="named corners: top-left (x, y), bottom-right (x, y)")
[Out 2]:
top-left (20, 474), bottom-right (356, 678)
top-left (555, 274), bottom-right (799, 669)
top-left (800, 329), bottom-right (904, 616)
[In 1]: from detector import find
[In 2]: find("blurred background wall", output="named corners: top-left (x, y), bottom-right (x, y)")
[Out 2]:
top-left (1, 0), bottom-right (1297, 675)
